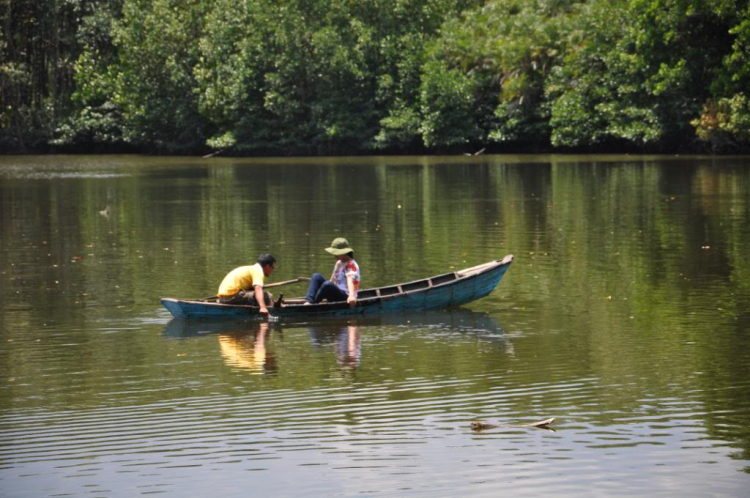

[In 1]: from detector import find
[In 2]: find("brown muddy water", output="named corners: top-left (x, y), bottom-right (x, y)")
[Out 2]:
top-left (1, 154), bottom-right (749, 497)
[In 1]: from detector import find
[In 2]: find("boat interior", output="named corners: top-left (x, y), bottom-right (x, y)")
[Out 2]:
top-left (192, 257), bottom-right (512, 307)
top-left (279, 259), bottom-right (506, 306)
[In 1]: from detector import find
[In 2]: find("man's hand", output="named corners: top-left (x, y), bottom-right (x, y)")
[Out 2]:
top-left (255, 285), bottom-right (269, 317)
top-left (347, 295), bottom-right (357, 308)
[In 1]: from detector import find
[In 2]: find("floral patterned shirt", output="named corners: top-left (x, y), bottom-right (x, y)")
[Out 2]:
top-left (332, 259), bottom-right (360, 296)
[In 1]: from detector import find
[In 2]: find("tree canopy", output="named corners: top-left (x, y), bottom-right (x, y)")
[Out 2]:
top-left (1, 0), bottom-right (749, 154)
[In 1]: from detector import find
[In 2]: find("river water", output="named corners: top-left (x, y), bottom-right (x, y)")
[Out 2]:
top-left (1, 154), bottom-right (749, 497)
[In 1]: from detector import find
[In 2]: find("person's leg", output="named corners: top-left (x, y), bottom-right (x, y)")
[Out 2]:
top-left (305, 273), bottom-right (327, 303)
top-left (314, 281), bottom-right (348, 303)
top-left (220, 293), bottom-right (247, 305)
top-left (221, 289), bottom-right (272, 306)
top-left (245, 289), bottom-right (273, 307)
top-left (219, 294), bottom-right (240, 304)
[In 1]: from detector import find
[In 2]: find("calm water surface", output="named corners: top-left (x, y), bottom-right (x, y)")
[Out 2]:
top-left (1, 154), bottom-right (749, 497)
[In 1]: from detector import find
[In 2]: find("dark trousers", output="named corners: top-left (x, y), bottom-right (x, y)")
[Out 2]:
top-left (219, 289), bottom-right (272, 306)
top-left (305, 273), bottom-right (348, 303)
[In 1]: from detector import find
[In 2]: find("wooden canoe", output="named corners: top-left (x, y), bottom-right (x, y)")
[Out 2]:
top-left (160, 255), bottom-right (513, 320)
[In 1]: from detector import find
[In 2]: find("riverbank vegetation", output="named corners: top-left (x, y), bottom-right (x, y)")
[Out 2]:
top-left (2, 0), bottom-right (749, 155)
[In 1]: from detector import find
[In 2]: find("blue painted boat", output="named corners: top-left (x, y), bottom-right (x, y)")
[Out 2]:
top-left (160, 255), bottom-right (513, 320)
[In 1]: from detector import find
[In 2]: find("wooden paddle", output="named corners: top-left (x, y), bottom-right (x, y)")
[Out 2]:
top-left (201, 277), bottom-right (311, 302)
top-left (265, 277), bottom-right (311, 289)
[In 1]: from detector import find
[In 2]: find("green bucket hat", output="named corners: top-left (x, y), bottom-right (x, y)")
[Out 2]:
top-left (325, 237), bottom-right (354, 256)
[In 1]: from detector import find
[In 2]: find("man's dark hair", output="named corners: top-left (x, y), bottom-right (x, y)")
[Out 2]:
top-left (258, 253), bottom-right (276, 267)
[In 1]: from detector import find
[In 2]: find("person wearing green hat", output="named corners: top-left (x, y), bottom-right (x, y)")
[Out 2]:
top-left (304, 237), bottom-right (361, 306)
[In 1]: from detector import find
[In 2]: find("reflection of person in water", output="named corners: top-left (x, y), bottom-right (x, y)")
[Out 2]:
top-left (308, 321), bottom-right (361, 370)
top-left (218, 322), bottom-right (277, 374)
top-left (336, 324), bottom-right (361, 368)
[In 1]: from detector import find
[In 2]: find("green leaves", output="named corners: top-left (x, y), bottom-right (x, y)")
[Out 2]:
top-left (419, 59), bottom-right (481, 148)
top-left (3, 0), bottom-right (750, 152)
top-left (109, 0), bottom-right (210, 150)
top-left (693, 94), bottom-right (750, 149)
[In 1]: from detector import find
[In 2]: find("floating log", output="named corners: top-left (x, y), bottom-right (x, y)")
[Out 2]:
top-left (471, 417), bottom-right (556, 431)
top-left (527, 417), bottom-right (555, 428)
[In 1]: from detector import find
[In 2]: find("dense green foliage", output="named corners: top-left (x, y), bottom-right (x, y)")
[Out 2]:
top-left (2, 0), bottom-right (749, 154)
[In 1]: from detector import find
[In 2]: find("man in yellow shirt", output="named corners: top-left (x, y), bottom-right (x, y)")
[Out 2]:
top-left (217, 254), bottom-right (276, 315)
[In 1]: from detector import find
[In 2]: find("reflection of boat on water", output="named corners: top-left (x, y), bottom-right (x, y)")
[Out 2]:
top-left (162, 308), bottom-right (512, 373)
top-left (304, 308), bottom-right (513, 363)
top-left (305, 307), bottom-right (510, 349)
top-left (164, 308), bottom-right (507, 341)
top-left (160, 256), bottom-right (513, 319)
top-left (163, 318), bottom-right (274, 338)
top-left (374, 307), bottom-right (507, 337)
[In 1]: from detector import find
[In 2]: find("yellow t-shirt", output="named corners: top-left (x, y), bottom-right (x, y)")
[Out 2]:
top-left (217, 263), bottom-right (265, 297)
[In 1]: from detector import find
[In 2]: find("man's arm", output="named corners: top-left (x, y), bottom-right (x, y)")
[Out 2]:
top-left (254, 285), bottom-right (269, 315)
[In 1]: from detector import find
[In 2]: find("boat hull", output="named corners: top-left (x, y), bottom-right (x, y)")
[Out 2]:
top-left (161, 255), bottom-right (513, 320)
